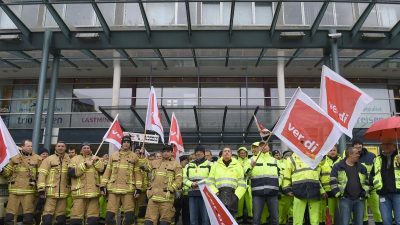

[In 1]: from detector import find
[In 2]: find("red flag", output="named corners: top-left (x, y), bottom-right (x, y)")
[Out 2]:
top-left (272, 88), bottom-right (343, 168)
top-left (199, 184), bottom-right (238, 225)
top-left (145, 86), bottom-right (164, 143)
top-left (253, 115), bottom-right (271, 138)
top-left (0, 116), bottom-right (18, 170)
top-left (320, 65), bottom-right (373, 138)
top-left (168, 113), bottom-right (184, 161)
top-left (102, 114), bottom-right (124, 149)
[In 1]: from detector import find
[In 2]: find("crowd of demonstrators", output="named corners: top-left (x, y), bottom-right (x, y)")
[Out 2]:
top-left (1, 137), bottom-right (400, 225)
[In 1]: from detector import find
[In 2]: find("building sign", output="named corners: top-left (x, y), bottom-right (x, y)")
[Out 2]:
top-left (70, 113), bottom-right (111, 128)
top-left (355, 88), bottom-right (391, 128)
top-left (8, 85), bottom-right (72, 128)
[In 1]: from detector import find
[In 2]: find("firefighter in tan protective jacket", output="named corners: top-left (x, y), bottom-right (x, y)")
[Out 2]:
top-left (144, 145), bottom-right (183, 225)
top-left (68, 142), bottom-right (104, 225)
top-left (101, 135), bottom-right (143, 225)
top-left (37, 141), bottom-right (71, 225)
top-left (1, 139), bottom-right (42, 225)
top-left (134, 146), bottom-right (151, 225)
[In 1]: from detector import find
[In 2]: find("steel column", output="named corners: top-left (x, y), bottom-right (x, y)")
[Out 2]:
top-left (32, 30), bottom-right (52, 153)
top-left (330, 29), bottom-right (346, 153)
top-left (44, 52), bottom-right (60, 150)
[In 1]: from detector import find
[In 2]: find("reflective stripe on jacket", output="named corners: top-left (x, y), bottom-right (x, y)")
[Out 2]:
top-left (183, 159), bottom-right (212, 196)
top-left (320, 156), bottom-right (341, 196)
top-left (147, 158), bottom-right (182, 202)
top-left (101, 149), bottom-right (142, 194)
top-left (37, 153), bottom-right (70, 198)
top-left (2, 152), bottom-right (42, 194)
top-left (330, 159), bottom-right (370, 198)
top-left (208, 158), bottom-right (246, 199)
top-left (249, 153), bottom-right (280, 196)
top-left (282, 154), bottom-right (325, 199)
top-left (68, 154), bottom-right (104, 198)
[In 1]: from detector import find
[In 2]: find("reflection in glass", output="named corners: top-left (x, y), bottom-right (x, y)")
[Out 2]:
top-left (234, 3), bottom-right (252, 25)
top-left (124, 3), bottom-right (143, 26)
top-left (72, 88), bottom-right (132, 112)
top-left (255, 2), bottom-right (273, 25)
top-left (283, 2), bottom-right (303, 25)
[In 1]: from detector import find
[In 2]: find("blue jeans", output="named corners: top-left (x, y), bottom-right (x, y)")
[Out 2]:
top-left (252, 195), bottom-right (278, 225)
top-left (379, 193), bottom-right (400, 225)
top-left (339, 197), bottom-right (365, 225)
top-left (188, 196), bottom-right (210, 225)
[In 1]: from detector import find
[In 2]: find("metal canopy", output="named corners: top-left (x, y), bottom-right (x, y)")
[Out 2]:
top-left (0, 0), bottom-right (399, 70)
top-left (99, 105), bottom-right (284, 144)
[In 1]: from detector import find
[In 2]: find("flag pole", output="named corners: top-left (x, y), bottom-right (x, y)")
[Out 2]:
top-left (253, 133), bottom-right (273, 164)
top-left (94, 139), bottom-right (105, 156)
top-left (142, 129), bottom-right (147, 149)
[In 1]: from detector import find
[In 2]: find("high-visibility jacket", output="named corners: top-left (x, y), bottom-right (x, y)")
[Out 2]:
top-left (208, 158), bottom-right (246, 199)
top-left (372, 153), bottom-right (400, 192)
top-left (282, 154), bottom-right (325, 199)
top-left (135, 157), bottom-right (151, 191)
top-left (330, 160), bottom-right (370, 198)
top-left (1, 152), bottom-right (42, 194)
top-left (37, 153), bottom-right (70, 198)
top-left (320, 156), bottom-right (341, 196)
top-left (183, 158), bottom-right (212, 196)
top-left (147, 158), bottom-right (182, 202)
top-left (359, 148), bottom-right (375, 174)
top-left (101, 149), bottom-right (142, 194)
top-left (68, 154), bottom-right (104, 198)
top-left (249, 152), bottom-right (280, 196)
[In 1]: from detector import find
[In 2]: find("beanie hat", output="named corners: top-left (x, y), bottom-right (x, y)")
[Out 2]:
top-left (194, 145), bottom-right (206, 154)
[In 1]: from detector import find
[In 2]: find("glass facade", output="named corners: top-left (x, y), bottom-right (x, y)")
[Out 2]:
top-left (0, 2), bottom-right (399, 29)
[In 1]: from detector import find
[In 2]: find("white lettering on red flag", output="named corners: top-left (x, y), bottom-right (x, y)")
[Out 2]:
top-left (102, 114), bottom-right (124, 149)
top-left (272, 88), bottom-right (343, 168)
top-left (145, 86), bottom-right (164, 143)
top-left (199, 184), bottom-right (238, 225)
top-left (0, 116), bottom-right (18, 170)
top-left (168, 113), bottom-right (184, 161)
top-left (320, 65), bottom-right (373, 138)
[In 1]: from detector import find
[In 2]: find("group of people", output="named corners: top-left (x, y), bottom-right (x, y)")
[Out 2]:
top-left (1, 136), bottom-right (399, 225)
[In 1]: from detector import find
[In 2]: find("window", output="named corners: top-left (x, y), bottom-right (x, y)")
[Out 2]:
top-left (283, 2), bottom-right (303, 25)
top-left (0, 7), bottom-right (17, 29)
top-left (124, 3), bottom-right (144, 26)
top-left (65, 4), bottom-right (97, 27)
top-left (45, 3), bottom-right (113, 28)
top-left (201, 88), bottom-right (240, 106)
top-left (304, 2), bottom-right (322, 25)
top-left (335, 3), bottom-right (354, 26)
top-left (255, 2), bottom-right (273, 25)
top-left (376, 4), bottom-right (400, 28)
top-left (234, 3), bottom-right (252, 25)
top-left (241, 88), bottom-right (265, 106)
top-left (72, 88), bottom-right (132, 112)
top-left (202, 3), bottom-right (220, 25)
top-left (144, 3), bottom-right (176, 26)
top-left (162, 88), bottom-right (198, 106)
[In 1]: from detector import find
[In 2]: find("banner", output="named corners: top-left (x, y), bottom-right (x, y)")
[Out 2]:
top-left (145, 86), bottom-right (164, 143)
top-left (168, 113), bottom-right (184, 161)
top-left (272, 88), bottom-right (343, 169)
top-left (199, 184), bottom-right (238, 225)
top-left (125, 132), bottom-right (160, 144)
top-left (320, 65), bottom-right (373, 138)
top-left (102, 114), bottom-right (123, 149)
top-left (0, 116), bottom-right (19, 170)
